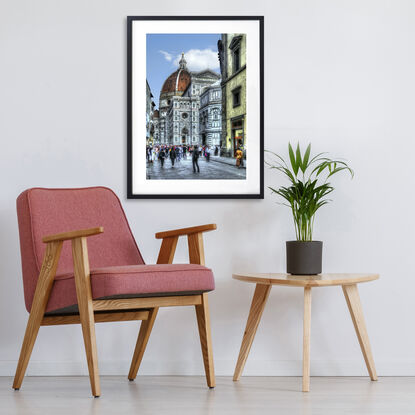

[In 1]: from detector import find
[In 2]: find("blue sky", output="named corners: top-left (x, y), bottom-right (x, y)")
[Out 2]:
top-left (146, 34), bottom-right (221, 108)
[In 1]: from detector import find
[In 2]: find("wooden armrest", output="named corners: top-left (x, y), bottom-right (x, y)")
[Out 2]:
top-left (155, 224), bottom-right (217, 239)
top-left (42, 227), bottom-right (104, 243)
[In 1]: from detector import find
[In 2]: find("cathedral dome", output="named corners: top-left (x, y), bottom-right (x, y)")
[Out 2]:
top-left (160, 69), bottom-right (191, 94)
top-left (160, 52), bottom-right (191, 95)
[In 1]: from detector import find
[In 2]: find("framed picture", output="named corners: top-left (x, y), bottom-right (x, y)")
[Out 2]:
top-left (127, 16), bottom-right (264, 199)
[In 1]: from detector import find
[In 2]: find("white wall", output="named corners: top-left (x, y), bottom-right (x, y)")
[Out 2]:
top-left (1, 0), bottom-right (415, 377)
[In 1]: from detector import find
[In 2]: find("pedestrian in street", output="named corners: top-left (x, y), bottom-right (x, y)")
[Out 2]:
top-left (214, 146), bottom-right (219, 156)
top-left (151, 147), bottom-right (157, 163)
top-left (236, 146), bottom-right (244, 168)
top-left (192, 145), bottom-right (200, 173)
top-left (159, 147), bottom-right (166, 167)
top-left (183, 146), bottom-right (187, 159)
top-left (175, 146), bottom-right (180, 162)
top-left (205, 145), bottom-right (211, 162)
top-left (170, 146), bottom-right (176, 167)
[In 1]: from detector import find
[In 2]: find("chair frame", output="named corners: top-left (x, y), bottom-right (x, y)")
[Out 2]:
top-left (13, 223), bottom-right (217, 397)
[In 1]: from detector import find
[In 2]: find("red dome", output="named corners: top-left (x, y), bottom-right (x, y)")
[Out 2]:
top-left (161, 69), bottom-right (191, 94)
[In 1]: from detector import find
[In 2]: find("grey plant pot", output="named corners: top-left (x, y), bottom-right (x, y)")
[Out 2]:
top-left (286, 241), bottom-right (323, 275)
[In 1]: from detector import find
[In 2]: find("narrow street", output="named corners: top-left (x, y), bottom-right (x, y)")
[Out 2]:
top-left (146, 157), bottom-right (246, 180)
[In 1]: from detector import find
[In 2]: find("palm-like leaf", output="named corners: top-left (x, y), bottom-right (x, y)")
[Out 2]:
top-left (265, 144), bottom-right (353, 241)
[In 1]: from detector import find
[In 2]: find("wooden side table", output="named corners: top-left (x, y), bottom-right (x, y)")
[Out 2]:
top-left (232, 273), bottom-right (379, 391)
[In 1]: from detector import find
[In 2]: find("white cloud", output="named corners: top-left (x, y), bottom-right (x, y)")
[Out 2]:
top-left (172, 49), bottom-right (219, 72)
top-left (159, 50), bottom-right (173, 61)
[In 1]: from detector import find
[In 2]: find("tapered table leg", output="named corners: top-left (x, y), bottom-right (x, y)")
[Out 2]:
top-left (233, 283), bottom-right (271, 381)
top-left (342, 284), bottom-right (377, 380)
top-left (302, 287), bottom-right (312, 392)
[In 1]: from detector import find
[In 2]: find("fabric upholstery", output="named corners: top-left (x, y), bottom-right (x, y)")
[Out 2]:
top-left (17, 187), bottom-right (214, 313)
top-left (47, 264), bottom-right (215, 314)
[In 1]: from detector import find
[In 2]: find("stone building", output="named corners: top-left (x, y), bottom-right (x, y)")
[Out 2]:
top-left (146, 80), bottom-right (160, 145)
top-left (217, 34), bottom-right (247, 157)
top-left (151, 109), bottom-right (159, 144)
top-left (199, 80), bottom-right (222, 147)
top-left (146, 80), bottom-right (154, 144)
top-left (158, 53), bottom-right (221, 145)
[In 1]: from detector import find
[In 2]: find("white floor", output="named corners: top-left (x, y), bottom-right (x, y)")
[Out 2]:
top-left (0, 376), bottom-right (414, 415)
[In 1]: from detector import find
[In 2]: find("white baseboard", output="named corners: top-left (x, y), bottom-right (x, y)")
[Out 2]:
top-left (1, 359), bottom-right (415, 377)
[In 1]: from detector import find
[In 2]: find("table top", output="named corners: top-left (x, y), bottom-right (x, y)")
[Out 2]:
top-left (232, 273), bottom-right (379, 287)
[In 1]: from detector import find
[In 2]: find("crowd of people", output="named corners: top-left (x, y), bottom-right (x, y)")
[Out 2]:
top-left (146, 145), bottom-right (221, 173)
top-left (146, 144), bottom-right (245, 173)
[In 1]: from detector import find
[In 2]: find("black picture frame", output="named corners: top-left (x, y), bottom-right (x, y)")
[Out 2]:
top-left (127, 16), bottom-right (264, 199)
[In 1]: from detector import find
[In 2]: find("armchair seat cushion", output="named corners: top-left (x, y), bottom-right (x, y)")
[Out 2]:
top-left (46, 264), bottom-right (215, 314)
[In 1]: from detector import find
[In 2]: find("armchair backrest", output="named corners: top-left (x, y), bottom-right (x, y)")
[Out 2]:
top-left (16, 187), bottom-right (144, 312)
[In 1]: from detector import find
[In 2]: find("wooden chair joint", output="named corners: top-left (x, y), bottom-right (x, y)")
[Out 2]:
top-left (155, 223), bottom-right (216, 240)
top-left (42, 227), bottom-right (104, 243)
top-left (41, 310), bottom-right (150, 326)
top-left (93, 295), bottom-right (202, 311)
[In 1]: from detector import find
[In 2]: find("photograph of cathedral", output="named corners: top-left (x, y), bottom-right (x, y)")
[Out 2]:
top-left (145, 33), bottom-right (247, 181)
top-left (128, 17), bottom-right (263, 198)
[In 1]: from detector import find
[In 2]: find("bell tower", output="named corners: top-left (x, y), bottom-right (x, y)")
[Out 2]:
top-left (178, 52), bottom-right (187, 70)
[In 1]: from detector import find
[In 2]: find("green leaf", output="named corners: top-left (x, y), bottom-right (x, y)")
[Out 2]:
top-left (288, 143), bottom-right (299, 176)
top-left (327, 166), bottom-right (346, 178)
top-left (301, 143), bottom-right (311, 174)
top-left (295, 143), bottom-right (302, 174)
top-left (311, 161), bottom-right (329, 177)
top-left (265, 150), bottom-right (290, 169)
top-left (308, 152), bottom-right (328, 166)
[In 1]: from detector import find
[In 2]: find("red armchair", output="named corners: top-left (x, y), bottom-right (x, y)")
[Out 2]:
top-left (13, 187), bottom-right (216, 396)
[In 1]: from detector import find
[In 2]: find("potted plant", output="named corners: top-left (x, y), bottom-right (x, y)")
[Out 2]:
top-left (267, 143), bottom-right (353, 275)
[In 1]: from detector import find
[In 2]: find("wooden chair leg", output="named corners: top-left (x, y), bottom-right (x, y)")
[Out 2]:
top-left (72, 237), bottom-right (100, 397)
top-left (342, 284), bottom-right (378, 380)
top-left (302, 287), bottom-right (312, 392)
top-left (128, 307), bottom-right (159, 381)
top-left (126, 232), bottom-right (174, 380)
top-left (13, 241), bottom-right (63, 390)
top-left (195, 293), bottom-right (215, 388)
top-left (233, 283), bottom-right (271, 381)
